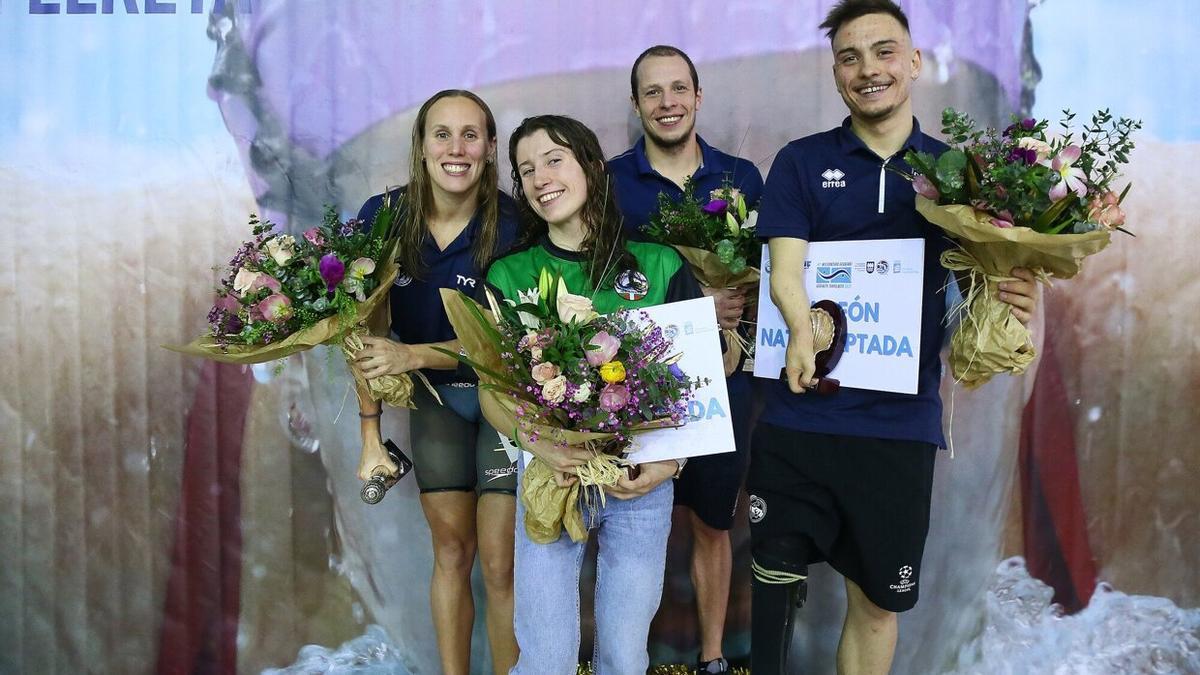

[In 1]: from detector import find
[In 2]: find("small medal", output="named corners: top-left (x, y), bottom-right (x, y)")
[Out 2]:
top-left (614, 269), bottom-right (649, 301)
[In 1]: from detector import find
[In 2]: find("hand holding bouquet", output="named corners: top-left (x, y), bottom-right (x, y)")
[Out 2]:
top-left (904, 108), bottom-right (1140, 388)
top-left (440, 270), bottom-right (706, 543)
top-left (166, 195), bottom-right (420, 407)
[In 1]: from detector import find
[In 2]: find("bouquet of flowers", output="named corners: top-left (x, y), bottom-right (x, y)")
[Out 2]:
top-left (166, 195), bottom-right (422, 407)
top-left (904, 107), bottom-right (1140, 388)
top-left (643, 177), bottom-right (760, 288)
top-left (439, 270), bottom-right (706, 544)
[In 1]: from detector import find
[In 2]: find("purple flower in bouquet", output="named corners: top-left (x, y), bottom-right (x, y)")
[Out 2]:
top-left (257, 293), bottom-right (293, 322)
top-left (1018, 136), bottom-right (1053, 164)
top-left (585, 330), bottom-right (621, 366)
top-left (208, 294), bottom-right (243, 334)
top-left (598, 383), bottom-right (630, 412)
top-left (319, 254), bottom-right (345, 292)
top-left (702, 199), bottom-right (728, 215)
top-left (668, 363), bottom-right (686, 381)
top-left (912, 173), bottom-right (939, 200)
top-left (517, 332), bottom-right (536, 352)
top-left (1002, 117), bottom-right (1037, 137)
top-left (1007, 147), bottom-right (1039, 166)
top-left (213, 293), bottom-right (241, 314)
top-left (303, 227), bottom-right (325, 247)
top-left (1049, 145), bottom-right (1088, 201)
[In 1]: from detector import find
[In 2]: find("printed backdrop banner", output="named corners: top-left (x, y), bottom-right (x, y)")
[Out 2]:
top-left (2, 2), bottom-right (1197, 674)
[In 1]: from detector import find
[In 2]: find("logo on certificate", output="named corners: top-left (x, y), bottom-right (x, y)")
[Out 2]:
top-left (815, 264), bottom-right (851, 288)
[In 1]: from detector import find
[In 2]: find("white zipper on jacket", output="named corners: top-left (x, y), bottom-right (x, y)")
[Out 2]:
top-left (878, 157), bottom-right (891, 214)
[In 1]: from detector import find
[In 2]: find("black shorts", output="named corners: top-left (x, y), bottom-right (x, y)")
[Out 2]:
top-left (746, 423), bottom-right (936, 612)
top-left (673, 374), bottom-right (753, 530)
top-left (409, 383), bottom-right (517, 495)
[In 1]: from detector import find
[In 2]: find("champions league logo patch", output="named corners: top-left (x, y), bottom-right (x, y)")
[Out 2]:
top-left (394, 274), bottom-right (413, 288)
top-left (614, 270), bottom-right (649, 301)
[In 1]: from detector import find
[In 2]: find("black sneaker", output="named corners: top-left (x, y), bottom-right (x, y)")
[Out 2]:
top-left (696, 655), bottom-right (730, 674)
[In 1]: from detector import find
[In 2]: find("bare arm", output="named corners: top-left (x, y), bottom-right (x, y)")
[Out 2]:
top-left (768, 237), bottom-right (817, 394)
top-left (351, 373), bottom-right (397, 481)
top-left (354, 337), bottom-right (461, 379)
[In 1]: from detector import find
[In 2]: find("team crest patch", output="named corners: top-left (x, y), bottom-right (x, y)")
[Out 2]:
top-left (394, 274), bottom-right (413, 288)
top-left (614, 270), bottom-right (649, 301)
top-left (749, 494), bottom-right (767, 523)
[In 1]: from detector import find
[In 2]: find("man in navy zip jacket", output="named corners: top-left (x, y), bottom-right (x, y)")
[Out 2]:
top-left (747, 2), bottom-right (1039, 674)
top-left (609, 45), bottom-right (763, 675)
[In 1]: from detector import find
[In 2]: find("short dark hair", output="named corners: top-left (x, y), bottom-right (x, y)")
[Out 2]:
top-left (630, 45), bottom-right (699, 100)
top-left (819, 0), bottom-right (910, 41)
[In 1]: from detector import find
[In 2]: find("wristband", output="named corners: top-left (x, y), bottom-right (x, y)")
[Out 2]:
top-left (672, 457), bottom-right (688, 479)
top-left (358, 411), bottom-right (382, 419)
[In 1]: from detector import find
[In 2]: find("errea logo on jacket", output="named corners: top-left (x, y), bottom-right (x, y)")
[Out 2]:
top-left (821, 168), bottom-right (846, 188)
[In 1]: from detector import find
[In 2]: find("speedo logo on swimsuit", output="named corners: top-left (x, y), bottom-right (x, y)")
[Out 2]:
top-left (821, 168), bottom-right (846, 188)
top-left (484, 466), bottom-right (517, 482)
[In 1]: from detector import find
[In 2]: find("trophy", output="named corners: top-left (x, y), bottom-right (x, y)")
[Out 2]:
top-left (779, 299), bottom-right (848, 395)
top-left (360, 439), bottom-right (415, 504)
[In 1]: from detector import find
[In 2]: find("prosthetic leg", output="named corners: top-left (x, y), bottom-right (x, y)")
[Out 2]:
top-left (750, 534), bottom-right (813, 675)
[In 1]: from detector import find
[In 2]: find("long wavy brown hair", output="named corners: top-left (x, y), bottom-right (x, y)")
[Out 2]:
top-left (507, 115), bottom-right (637, 290)
top-left (395, 89), bottom-right (500, 278)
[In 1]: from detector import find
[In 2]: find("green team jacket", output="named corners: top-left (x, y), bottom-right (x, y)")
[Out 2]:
top-left (485, 235), bottom-right (702, 311)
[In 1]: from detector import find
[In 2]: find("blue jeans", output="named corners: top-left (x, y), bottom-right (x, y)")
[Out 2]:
top-left (511, 462), bottom-right (674, 675)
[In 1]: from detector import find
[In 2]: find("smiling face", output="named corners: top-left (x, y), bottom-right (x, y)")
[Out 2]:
top-left (420, 95), bottom-right (495, 200)
top-left (632, 54), bottom-right (702, 149)
top-left (831, 12), bottom-right (921, 125)
top-left (514, 128), bottom-right (589, 232)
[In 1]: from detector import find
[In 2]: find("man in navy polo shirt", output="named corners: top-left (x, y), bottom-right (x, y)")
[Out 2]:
top-left (609, 45), bottom-right (764, 675)
top-left (747, 2), bottom-right (1038, 674)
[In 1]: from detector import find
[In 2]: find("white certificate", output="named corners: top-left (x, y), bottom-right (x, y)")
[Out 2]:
top-left (625, 296), bottom-right (735, 463)
top-left (753, 238), bottom-right (925, 394)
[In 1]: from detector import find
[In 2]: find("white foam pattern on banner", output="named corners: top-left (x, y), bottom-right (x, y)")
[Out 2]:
top-left (951, 558), bottom-right (1200, 675)
top-left (263, 625), bottom-right (411, 675)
